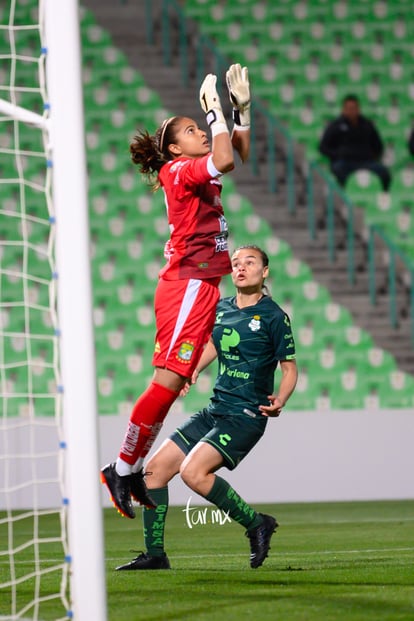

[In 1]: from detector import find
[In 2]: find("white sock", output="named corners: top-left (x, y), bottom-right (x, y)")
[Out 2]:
top-left (131, 457), bottom-right (144, 474)
top-left (115, 457), bottom-right (132, 476)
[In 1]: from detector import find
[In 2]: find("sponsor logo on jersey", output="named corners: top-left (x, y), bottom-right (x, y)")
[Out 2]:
top-left (169, 160), bottom-right (186, 185)
top-left (177, 341), bottom-right (195, 363)
top-left (215, 311), bottom-right (224, 324)
top-left (170, 160), bottom-right (185, 173)
top-left (220, 327), bottom-right (240, 352)
top-left (209, 178), bottom-right (222, 187)
top-left (215, 233), bottom-right (228, 252)
top-left (219, 361), bottom-right (250, 380)
top-left (248, 315), bottom-right (261, 332)
top-left (215, 215), bottom-right (229, 252)
top-left (225, 367), bottom-right (250, 379)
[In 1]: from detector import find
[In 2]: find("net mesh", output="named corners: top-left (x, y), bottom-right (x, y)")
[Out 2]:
top-left (0, 1), bottom-right (70, 618)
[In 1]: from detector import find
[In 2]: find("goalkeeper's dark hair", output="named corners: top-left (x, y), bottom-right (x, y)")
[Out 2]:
top-left (232, 244), bottom-right (271, 296)
top-left (130, 116), bottom-right (181, 189)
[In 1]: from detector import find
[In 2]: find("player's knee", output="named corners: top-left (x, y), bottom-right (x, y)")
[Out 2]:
top-left (145, 453), bottom-right (158, 474)
top-left (145, 454), bottom-right (166, 488)
top-left (180, 461), bottom-right (204, 493)
top-left (145, 446), bottom-right (180, 488)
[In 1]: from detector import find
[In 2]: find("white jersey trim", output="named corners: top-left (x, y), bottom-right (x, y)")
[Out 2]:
top-left (207, 154), bottom-right (222, 178)
top-left (166, 278), bottom-right (202, 359)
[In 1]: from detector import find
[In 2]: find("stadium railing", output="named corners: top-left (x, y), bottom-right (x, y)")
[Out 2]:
top-left (307, 162), bottom-right (414, 342)
top-left (306, 161), bottom-right (356, 284)
top-left (368, 225), bottom-right (414, 342)
top-left (144, 0), bottom-right (414, 344)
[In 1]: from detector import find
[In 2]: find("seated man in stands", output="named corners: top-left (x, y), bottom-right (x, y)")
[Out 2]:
top-left (408, 128), bottom-right (414, 156)
top-left (319, 94), bottom-right (391, 191)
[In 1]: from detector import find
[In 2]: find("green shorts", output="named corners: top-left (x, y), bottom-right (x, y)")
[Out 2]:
top-left (170, 408), bottom-right (268, 470)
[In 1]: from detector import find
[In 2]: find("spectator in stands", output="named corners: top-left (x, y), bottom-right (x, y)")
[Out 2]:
top-left (408, 128), bottom-right (414, 155)
top-left (319, 94), bottom-right (391, 191)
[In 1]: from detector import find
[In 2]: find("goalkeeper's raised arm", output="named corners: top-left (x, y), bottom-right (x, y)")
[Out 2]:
top-left (199, 72), bottom-right (235, 173)
top-left (199, 63), bottom-right (251, 168)
top-left (227, 63), bottom-right (251, 162)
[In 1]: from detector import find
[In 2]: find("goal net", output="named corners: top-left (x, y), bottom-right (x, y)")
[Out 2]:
top-left (0, 1), bottom-right (106, 619)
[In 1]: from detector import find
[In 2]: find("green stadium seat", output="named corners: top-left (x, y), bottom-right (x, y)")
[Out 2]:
top-left (364, 347), bottom-right (397, 380)
top-left (285, 382), bottom-right (322, 411)
top-left (363, 194), bottom-right (400, 230)
top-left (83, 22), bottom-right (113, 47)
top-left (263, 236), bottom-right (293, 262)
top-left (330, 383), bottom-right (366, 410)
top-left (378, 372), bottom-right (414, 408)
top-left (221, 187), bottom-right (252, 217)
top-left (183, 0), bottom-right (219, 20)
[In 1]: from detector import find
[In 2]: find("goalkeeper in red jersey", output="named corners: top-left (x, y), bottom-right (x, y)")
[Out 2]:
top-left (101, 64), bottom-right (251, 518)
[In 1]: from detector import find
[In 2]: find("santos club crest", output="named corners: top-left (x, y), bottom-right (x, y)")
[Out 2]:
top-left (248, 315), bottom-right (261, 332)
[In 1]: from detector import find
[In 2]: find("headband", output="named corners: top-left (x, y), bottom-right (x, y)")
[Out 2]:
top-left (158, 116), bottom-right (176, 152)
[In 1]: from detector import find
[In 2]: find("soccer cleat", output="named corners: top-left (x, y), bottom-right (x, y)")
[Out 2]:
top-left (245, 513), bottom-right (278, 568)
top-left (116, 551), bottom-right (170, 571)
top-left (100, 463), bottom-right (135, 519)
top-left (130, 469), bottom-right (157, 509)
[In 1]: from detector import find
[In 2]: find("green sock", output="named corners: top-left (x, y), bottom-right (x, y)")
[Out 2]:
top-left (143, 486), bottom-right (169, 557)
top-left (204, 475), bottom-right (263, 530)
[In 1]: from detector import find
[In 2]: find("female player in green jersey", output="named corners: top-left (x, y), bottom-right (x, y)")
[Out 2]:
top-left (116, 244), bottom-right (298, 570)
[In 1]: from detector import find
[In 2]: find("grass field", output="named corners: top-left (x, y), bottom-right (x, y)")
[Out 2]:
top-left (107, 499), bottom-right (414, 621)
top-left (1, 500), bottom-right (413, 620)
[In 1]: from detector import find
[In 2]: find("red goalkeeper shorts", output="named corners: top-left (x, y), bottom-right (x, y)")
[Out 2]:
top-left (152, 276), bottom-right (221, 378)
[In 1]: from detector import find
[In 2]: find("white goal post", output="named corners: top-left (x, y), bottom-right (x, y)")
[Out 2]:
top-left (44, 1), bottom-right (107, 619)
top-left (0, 0), bottom-right (107, 619)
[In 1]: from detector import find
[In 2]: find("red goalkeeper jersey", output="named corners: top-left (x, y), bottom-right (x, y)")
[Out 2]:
top-left (158, 154), bottom-right (232, 280)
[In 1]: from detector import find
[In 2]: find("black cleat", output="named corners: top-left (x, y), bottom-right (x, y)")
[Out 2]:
top-left (130, 469), bottom-right (157, 509)
top-left (116, 552), bottom-right (170, 571)
top-left (246, 513), bottom-right (278, 568)
top-left (100, 463), bottom-right (135, 519)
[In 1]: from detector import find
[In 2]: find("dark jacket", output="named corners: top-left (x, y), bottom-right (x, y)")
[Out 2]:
top-left (408, 129), bottom-right (414, 156)
top-left (319, 114), bottom-right (384, 162)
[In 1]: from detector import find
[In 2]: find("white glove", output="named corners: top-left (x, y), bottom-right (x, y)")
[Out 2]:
top-left (226, 63), bottom-right (250, 128)
top-left (199, 73), bottom-right (229, 137)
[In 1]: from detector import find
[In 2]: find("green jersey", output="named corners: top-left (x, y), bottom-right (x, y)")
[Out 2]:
top-left (207, 295), bottom-right (296, 417)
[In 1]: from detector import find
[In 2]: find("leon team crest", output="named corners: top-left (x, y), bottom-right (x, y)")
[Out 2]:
top-left (177, 341), bottom-right (195, 363)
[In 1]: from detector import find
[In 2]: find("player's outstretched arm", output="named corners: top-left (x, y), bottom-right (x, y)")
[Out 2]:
top-left (179, 339), bottom-right (218, 397)
top-left (259, 359), bottom-right (298, 417)
top-left (226, 63), bottom-right (251, 163)
top-left (231, 127), bottom-right (250, 163)
top-left (199, 74), bottom-right (234, 173)
top-left (193, 339), bottom-right (218, 382)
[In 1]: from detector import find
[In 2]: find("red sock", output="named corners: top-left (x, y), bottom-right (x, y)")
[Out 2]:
top-left (119, 382), bottom-right (179, 465)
